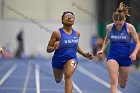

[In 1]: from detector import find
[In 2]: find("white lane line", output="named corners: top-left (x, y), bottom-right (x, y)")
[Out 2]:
top-left (72, 81), bottom-right (83, 93)
top-left (0, 87), bottom-right (64, 92)
top-left (8, 75), bottom-right (50, 79)
top-left (77, 66), bottom-right (123, 93)
top-left (22, 62), bottom-right (32, 93)
top-left (35, 64), bottom-right (40, 93)
top-left (0, 64), bottom-right (17, 86)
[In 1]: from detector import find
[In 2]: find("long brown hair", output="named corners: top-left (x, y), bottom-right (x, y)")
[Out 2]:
top-left (112, 2), bottom-right (130, 21)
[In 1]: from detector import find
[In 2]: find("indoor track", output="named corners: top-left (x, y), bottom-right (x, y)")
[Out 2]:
top-left (0, 58), bottom-right (140, 93)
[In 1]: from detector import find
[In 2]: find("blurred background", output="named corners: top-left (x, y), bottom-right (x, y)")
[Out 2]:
top-left (0, 0), bottom-right (97, 58)
top-left (0, 0), bottom-right (140, 68)
top-left (0, 0), bottom-right (140, 93)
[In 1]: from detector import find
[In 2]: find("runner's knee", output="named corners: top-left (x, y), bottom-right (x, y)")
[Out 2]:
top-left (65, 73), bottom-right (72, 79)
top-left (110, 79), bottom-right (118, 87)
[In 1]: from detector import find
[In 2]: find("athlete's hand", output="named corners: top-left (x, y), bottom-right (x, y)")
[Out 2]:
top-left (97, 50), bottom-right (104, 56)
top-left (0, 47), bottom-right (4, 54)
top-left (84, 52), bottom-right (95, 60)
top-left (129, 53), bottom-right (136, 61)
top-left (54, 41), bottom-right (60, 50)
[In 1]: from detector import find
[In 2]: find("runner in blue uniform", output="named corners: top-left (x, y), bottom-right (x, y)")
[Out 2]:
top-left (97, 2), bottom-right (140, 93)
top-left (47, 11), bottom-right (94, 93)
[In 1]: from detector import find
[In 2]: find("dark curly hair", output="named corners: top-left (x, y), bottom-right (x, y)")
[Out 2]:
top-left (61, 11), bottom-right (74, 21)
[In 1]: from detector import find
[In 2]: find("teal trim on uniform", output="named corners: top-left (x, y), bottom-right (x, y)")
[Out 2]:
top-left (98, 22), bottom-right (106, 38)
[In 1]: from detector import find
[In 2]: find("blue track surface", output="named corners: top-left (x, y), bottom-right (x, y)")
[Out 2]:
top-left (0, 58), bottom-right (140, 93)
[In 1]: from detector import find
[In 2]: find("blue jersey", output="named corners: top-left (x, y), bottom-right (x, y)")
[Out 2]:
top-left (52, 28), bottom-right (79, 69)
top-left (107, 22), bottom-right (132, 66)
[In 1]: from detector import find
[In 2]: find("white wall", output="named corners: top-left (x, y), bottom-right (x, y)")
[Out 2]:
top-left (0, 19), bottom-right (97, 57)
top-left (0, 0), bottom-right (97, 58)
top-left (2, 0), bottom-right (96, 22)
